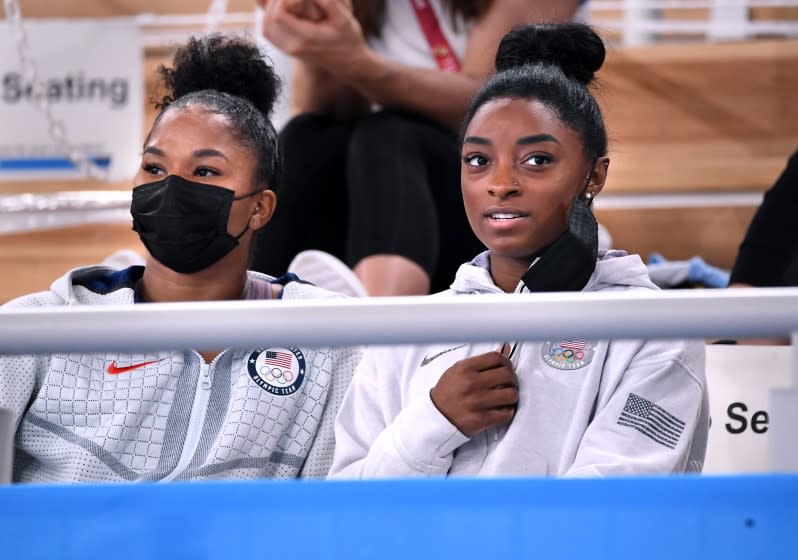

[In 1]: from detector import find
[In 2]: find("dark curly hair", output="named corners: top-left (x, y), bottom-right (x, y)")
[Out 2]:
top-left (461, 23), bottom-right (608, 162)
top-left (153, 34), bottom-right (282, 191)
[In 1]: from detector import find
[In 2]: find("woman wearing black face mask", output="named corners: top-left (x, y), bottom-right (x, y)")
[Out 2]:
top-left (330, 23), bottom-right (709, 479)
top-left (0, 36), bottom-right (362, 484)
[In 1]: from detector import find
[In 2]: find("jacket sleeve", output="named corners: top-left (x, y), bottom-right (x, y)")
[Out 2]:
top-left (0, 295), bottom-right (58, 436)
top-left (299, 346), bottom-right (363, 478)
top-left (328, 346), bottom-right (469, 479)
top-left (565, 339), bottom-right (708, 476)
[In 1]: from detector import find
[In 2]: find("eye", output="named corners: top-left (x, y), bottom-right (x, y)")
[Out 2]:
top-left (141, 162), bottom-right (164, 175)
top-left (463, 153), bottom-right (490, 167)
top-left (195, 167), bottom-right (219, 177)
top-left (523, 154), bottom-right (552, 167)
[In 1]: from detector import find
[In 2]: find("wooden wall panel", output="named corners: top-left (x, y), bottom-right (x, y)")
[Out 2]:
top-left (598, 40), bottom-right (798, 193)
top-left (595, 206), bottom-right (757, 269)
top-left (0, 224), bottom-right (144, 304)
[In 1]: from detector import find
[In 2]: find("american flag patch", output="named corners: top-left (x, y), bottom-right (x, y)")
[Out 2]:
top-left (617, 393), bottom-right (685, 449)
top-left (263, 351), bottom-right (293, 369)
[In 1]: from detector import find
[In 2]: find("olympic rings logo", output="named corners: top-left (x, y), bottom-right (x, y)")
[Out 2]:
top-left (260, 366), bottom-right (294, 385)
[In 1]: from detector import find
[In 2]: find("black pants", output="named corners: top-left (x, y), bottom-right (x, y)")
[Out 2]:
top-left (251, 110), bottom-right (483, 293)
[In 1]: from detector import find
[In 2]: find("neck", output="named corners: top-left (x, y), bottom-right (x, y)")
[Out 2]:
top-left (489, 246), bottom-right (550, 293)
top-left (488, 254), bottom-right (534, 293)
top-left (139, 254), bottom-right (249, 303)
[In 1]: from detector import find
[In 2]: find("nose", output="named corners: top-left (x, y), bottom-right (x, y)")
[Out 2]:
top-left (487, 165), bottom-right (520, 199)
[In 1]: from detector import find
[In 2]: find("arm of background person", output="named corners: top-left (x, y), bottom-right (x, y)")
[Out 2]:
top-left (729, 147), bottom-right (798, 288)
top-left (264, 0), bottom-right (581, 131)
top-left (290, 60), bottom-right (370, 118)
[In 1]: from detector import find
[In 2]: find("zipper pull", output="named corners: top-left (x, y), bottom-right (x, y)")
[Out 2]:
top-left (200, 363), bottom-right (212, 389)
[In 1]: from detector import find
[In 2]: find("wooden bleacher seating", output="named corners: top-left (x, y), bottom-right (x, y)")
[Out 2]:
top-left (1, 2), bottom-right (797, 303)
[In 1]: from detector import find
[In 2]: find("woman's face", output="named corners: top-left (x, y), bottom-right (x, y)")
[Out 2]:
top-left (134, 105), bottom-right (274, 237)
top-left (461, 98), bottom-right (606, 262)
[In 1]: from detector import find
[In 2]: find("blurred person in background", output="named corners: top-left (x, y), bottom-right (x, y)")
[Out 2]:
top-left (254, 0), bottom-right (588, 297)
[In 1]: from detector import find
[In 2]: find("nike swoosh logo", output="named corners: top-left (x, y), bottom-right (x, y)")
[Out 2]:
top-left (420, 344), bottom-right (467, 367)
top-left (107, 359), bottom-right (162, 375)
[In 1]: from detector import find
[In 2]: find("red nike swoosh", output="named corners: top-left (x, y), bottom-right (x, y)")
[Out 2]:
top-left (107, 360), bottom-right (161, 375)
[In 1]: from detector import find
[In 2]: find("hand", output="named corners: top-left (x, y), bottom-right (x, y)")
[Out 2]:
top-left (430, 345), bottom-right (518, 437)
top-left (261, 0), bottom-right (367, 75)
top-left (259, 0), bottom-right (324, 22)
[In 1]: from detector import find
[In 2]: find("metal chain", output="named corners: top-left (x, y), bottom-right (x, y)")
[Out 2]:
top-left (205, 0), bottom-right (230, 32)
top-left (2, 0), bottom-right (107, 179)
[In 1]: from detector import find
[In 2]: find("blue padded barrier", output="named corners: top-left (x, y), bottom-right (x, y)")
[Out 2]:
top-left (0, 475), bottom-right (796, 559)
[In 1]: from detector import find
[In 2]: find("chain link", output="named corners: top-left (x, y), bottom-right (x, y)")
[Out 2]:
top-left (205, 0), bottom-right (230, 32)
top-left (2, 0), bottom-right (108, 180)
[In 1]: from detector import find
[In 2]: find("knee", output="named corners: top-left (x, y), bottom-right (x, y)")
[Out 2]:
top-left (279, 113), bottom-right (337, 148)
top-left (347, 111), bottom-right (415, 166)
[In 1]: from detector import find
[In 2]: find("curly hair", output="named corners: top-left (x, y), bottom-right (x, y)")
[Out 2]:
top-left (152, 34), bottom-right (282, 191)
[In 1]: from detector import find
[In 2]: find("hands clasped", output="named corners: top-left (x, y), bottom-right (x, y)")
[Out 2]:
top-left (260, 0), bottom-right (367, 71)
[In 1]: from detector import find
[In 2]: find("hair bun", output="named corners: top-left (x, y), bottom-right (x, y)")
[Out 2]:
top-left (495, 23), bottom-right (605, 85)
top-left (158, 34), bottom-right (280, 117)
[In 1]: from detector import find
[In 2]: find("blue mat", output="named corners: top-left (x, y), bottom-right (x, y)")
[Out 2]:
top-left (0, 475), bottom-right (795, 559)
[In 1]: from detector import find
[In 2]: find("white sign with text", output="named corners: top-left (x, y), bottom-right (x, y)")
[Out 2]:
top-left (703, 345), bottom-right (792, 474)
top-left (0, 19), bottom-right (142, 182)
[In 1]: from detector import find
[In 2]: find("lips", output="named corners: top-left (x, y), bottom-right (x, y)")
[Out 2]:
top-left (483, 207), bottom-right (529, 221)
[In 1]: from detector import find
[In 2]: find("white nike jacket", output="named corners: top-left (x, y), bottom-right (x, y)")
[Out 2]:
top-left (1, 265), bottom-right (362, 483)
top-left (330, 251), bottom-right (709, 478)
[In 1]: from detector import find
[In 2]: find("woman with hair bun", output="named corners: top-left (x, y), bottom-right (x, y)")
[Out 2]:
top-left (0, 35), bottom-right (361, 483)
top-left (330, 23), bottom-right (709, 478)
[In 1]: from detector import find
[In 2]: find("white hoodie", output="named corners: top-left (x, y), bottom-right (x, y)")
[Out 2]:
top-left (330, 251), bottom-right (709, 478)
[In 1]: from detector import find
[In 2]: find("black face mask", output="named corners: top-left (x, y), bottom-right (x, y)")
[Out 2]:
top-left (131, 175), bottom-right (258, 274)
top-left (521, 177), bottom-right (599, 293)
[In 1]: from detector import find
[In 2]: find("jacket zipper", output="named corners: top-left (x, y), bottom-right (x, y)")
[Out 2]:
top-left (162, 353), bottom-right (217, 481)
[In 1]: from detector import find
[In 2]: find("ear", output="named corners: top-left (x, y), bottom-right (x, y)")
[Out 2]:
top-left (249, 189), bottom-right (277, 231)
top-left (586, 156), bottom-right (610, 199)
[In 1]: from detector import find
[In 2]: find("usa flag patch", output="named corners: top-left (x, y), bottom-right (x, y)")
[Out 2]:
top-left (617, 393), bottom-right (685, 449)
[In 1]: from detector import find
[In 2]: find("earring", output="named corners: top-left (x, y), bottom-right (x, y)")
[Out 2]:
top-left (585, 192), bottom-right (594, 200)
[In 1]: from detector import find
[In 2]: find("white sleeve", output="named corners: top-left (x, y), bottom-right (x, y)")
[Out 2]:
top-left (565, 339), bottom-right (708, 476)
top-left (328, 347), bottom-right (469, 479)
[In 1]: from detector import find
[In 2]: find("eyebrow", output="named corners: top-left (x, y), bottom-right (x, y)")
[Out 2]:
top-left (192, 148), bottom-right (229, 161)
top-left (463, 134), bottom-right (561, 146)
top-left (517, 134), bottom-right (560, 145)
top-left (143, 146), bottom-right (165, 157)
top-left (141, 146), bottom-right (229, 161)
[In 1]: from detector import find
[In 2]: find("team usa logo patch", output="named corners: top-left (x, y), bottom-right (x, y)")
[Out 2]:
top-left (541, 340), bottom-right (597, 370)
top-left (247, 347), bottom-right (306, 396)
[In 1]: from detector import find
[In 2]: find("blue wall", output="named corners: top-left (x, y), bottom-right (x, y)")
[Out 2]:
top-left (1, 475), bottom-right (796, 559)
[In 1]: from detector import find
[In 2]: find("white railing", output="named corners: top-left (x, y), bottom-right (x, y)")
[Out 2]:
top-left (3, 288), bottom-right (798, 470)
top-left (123, 1), bottom-right (798, 48)
top-left (589, 0), bottom-right (798, 45)
top-left (2, 289), bottom-right (797, 357)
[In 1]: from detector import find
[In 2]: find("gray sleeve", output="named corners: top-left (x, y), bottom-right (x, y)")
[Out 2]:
top-left (298, 346), bottom-right (362, 478)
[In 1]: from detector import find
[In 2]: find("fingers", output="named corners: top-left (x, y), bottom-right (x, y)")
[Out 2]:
top-left (313, 0), bottom-right (348, 21)
top-left (478, 386), bottom-right (519, 410)
top-left (463, 349), bottom-right (512, 372)
top-left (474, 365), bottom-right (517, 392)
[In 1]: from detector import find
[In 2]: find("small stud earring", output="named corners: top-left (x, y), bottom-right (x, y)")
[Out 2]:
top-left (585, 192), bottom-right (593, 200)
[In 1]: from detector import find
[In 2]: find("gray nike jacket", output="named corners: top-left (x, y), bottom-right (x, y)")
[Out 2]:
top-left (1, 265), bottom-right (362, 483)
